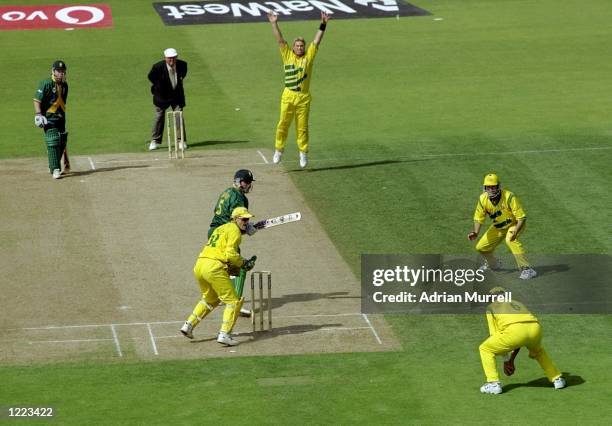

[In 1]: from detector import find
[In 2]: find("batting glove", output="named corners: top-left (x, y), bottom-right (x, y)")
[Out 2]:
top-left (34, 114), bottom-right (48, 128)
top-left (243, 255), bottom-right (257, 271)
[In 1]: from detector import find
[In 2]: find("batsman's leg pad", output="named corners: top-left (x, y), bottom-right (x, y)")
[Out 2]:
top-left (44, 129), bottom-right (62, 172)
top-left (220, 297), bottom-right (244, 334)
top-left (45, 128), bottom-right (60, 146)
top-left (59, 131), bottom-right (69, 154)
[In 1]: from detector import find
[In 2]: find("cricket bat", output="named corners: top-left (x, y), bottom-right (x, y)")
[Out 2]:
top-left (254, 212), bottom-right (301, 229)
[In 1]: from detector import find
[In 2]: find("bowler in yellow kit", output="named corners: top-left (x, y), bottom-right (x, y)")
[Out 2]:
top-left (180, 207), bottom-right (257, 346)
top-left (478, 287), bottom-right (566, 394)
top-left (468, 173), bottom-right (537, 279)
top-left (267, 11), bottom-right (330, 168)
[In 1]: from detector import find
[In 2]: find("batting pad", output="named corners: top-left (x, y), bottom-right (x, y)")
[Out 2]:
top-left (47, 144), bottom-right (62, 172)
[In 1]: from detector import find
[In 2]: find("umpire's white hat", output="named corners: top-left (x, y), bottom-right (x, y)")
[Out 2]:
top-left (164, 48), bottom-right (178, 58)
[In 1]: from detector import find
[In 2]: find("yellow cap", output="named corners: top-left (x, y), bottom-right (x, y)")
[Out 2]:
top-left (231, 207), bottom-right (254, 219)
top-left (483, 173), bottom-right (500, 186)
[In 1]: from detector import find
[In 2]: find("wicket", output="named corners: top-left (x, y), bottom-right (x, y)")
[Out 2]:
top-left (166, 110), bottom-right (185, 159)
top-left (250, 271), bottom-right (272, 332)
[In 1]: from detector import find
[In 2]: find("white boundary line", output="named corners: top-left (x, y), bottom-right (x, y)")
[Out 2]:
top-left (257, 150), bottom-right (269, 164)
top-left (147, 323), bottom-right (159, 356)
top-left (362, 314), bottom-right (382, 345)
top-left (110, 324), bottom-right (123, 357)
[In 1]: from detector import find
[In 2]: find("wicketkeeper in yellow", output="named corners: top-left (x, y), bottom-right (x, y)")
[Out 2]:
top-left (468, 173), bottom-right (537, 280)
top-left (180, 207), bottom-right (257, 346)
top-left (479, 287), bottom-right (566, 394)
top-left (268, 11), bottom-right (330, 168)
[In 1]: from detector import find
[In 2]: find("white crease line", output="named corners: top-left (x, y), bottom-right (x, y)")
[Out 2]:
top-left (147, 323), bottom-right (159, 356)
top-left (16, 315), bottom-right (364, 331)
top-left (19, 320), bottom-right (183, 330)
top-left (257, 150), bottom-right (269, 164)
top-left (88, 157), bottom-right (96, 170)
top-left (362, 313), bottom-right (382, 345)
top-left (28, 338), bottom-right (114, 344)
top-left (110, 324), bottom-right (123, 357)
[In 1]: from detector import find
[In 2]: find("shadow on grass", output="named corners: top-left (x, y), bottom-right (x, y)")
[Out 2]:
top-left (187, 140), bottom-right (250, 148)
top-left (503, 372), bottom-right (584, 393)
top-left (534, 263), bottom-right (571, 277)
top-left (288, 158), bottom-right (430, 173)
top-left (66, 165), bottom-right (151, 177)
top-left (483, 263), bottom-right (570, 277)
top-left (271, 291), bottom-right (359, 310)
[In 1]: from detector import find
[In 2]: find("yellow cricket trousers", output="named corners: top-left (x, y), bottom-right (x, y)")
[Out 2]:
top-left (476, 224), bottom-right (529, 268)
top-left (275, 88), bottom-right (311, 153)
top-left (479, 321), bottom-right (562, 382)
top-left (189, 257), bottom-right (242, 334)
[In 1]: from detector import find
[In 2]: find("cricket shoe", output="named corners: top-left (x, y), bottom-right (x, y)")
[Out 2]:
top-left (52, 169), bottom-right (62, 179)
top-left (149, 141), bottom-right (159, 151)
top-left (478, 258), bottom-right (502, 272)
top-left (180, 321), bottom-right (194, 339)
top-left (480, 382), bottom-right (503, 395)
top-left (272, 150), bottom-right (282, 164)
top-left (553, 376), bottom-right (566, 389)
top-left (519, 267), bottom-right (537, 280)
top-left (239, 307), bottom-right (252, 318)
top-left (299, 151), bottom-right (308, 168)
top-left (217, 332), bottom-right (239, 346)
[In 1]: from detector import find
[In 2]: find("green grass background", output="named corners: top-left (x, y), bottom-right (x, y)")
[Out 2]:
top-left (2, 0), bottom-right (612, 423)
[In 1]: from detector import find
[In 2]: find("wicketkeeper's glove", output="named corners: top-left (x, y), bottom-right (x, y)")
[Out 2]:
top-left (34, 114), bottom-right (48, 128)
top-left (243, 255), bottom-right (257, 271)
top-left (245, 222), bottom-right (258, 236)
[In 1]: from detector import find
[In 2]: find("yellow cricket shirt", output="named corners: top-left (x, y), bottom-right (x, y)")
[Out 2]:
top-left (280, 43), bottom-right (318, 93)
top-left (485, 300), bottom-right (539, 334)
top-left (199, 222), bottom-right (244, 270)
top-left (473, 189), bottom-right (526, 230)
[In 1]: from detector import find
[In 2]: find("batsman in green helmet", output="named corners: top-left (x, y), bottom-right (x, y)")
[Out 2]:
top-left (33, 60), bottom-right (70, 179)
top-left (207, 169), bottom-right (258, 317)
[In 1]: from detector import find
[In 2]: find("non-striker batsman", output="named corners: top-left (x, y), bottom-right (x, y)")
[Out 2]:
top-left (33, 60), bottom-right (70, 179)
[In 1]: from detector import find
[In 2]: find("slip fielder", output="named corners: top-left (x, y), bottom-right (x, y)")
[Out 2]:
top-left (468, 173), bottom-right (537, 280)
top-left (479, 287), bottom-right (566, 394)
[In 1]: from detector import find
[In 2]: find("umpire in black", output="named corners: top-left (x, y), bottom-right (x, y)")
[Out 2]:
top-left (147, 48), bottom-right (188, 151)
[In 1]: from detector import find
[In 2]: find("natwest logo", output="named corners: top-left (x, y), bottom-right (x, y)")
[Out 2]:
top-left (0, 4), bottom-right (113, 31)
top-left (153, 1), bottom-right (430, 25)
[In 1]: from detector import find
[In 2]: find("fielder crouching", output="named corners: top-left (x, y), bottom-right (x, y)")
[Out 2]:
top-left (478, 287), bottom-right (566, 394)
top-left (180, 207), bottom-right (257, 346)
